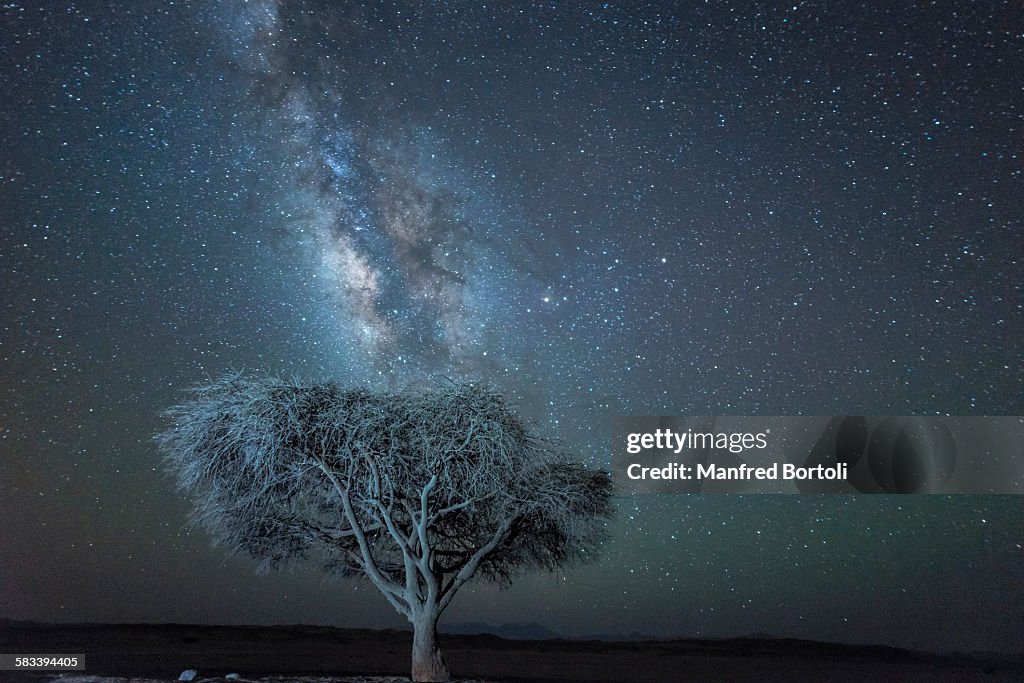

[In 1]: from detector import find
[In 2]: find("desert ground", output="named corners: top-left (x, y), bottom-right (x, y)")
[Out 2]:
top-left (1, 621), bottom-right (1021, 683)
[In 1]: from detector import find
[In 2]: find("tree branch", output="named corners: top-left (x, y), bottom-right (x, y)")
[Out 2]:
top-left (313, 459), bottom-right (410, 617)
top-left (439, 514), bottom-right (516, 613)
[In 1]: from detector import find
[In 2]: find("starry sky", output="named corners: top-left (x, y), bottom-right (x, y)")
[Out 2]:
top-left (2, 0), bottom-right (1023, 656)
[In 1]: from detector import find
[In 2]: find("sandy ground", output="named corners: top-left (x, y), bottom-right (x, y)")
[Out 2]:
top-left (2, 622), bottom-right (1021, 682)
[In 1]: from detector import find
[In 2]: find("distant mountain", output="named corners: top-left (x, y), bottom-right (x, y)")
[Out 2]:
top-left (576, 630), bottom-right (664, 642)
top-left (0, 618), bottom-right (41, 628)
top-left (442, 621), bottom-right (561, 640)
top-left (439, 620), bottom-right (674, 642)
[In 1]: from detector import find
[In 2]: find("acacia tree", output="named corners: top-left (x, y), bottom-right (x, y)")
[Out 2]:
top-left (155, 375), bottom-right (613, 682)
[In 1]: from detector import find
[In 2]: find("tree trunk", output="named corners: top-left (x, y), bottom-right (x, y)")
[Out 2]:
top-left (411, 612), bottom-right (450, 682)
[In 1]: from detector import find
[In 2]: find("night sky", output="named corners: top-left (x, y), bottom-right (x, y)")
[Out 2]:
top-left (2, 1), bottom-right (1023, 656)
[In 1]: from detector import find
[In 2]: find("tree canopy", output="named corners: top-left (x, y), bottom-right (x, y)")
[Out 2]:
top-left (156, 374), bottom-right (613, 681)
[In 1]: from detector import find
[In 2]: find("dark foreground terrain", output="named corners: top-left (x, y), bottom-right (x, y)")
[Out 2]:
top-left (1, 621), bottom-right (1021, 682)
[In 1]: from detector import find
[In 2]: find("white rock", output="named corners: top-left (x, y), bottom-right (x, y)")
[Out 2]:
top-left (225, 675), bottom-right (240, 681)
top-left (178, 670), bottom-right (198, 682)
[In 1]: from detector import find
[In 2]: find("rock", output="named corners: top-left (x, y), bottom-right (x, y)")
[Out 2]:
top-left (178, 670), bottom-right (198, 682)
top-left (225, 675), bottom-right (240, 680)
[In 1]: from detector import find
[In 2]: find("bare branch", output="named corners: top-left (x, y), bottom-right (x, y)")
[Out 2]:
top-left (315, 459), bottom-right (409, 614)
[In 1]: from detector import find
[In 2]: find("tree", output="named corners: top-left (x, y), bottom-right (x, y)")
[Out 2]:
top-left (155, 375), bottom-right (613, 682)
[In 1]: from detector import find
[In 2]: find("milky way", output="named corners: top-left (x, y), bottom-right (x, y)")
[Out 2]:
top-left (208, 0), bottom-right (533, 385)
